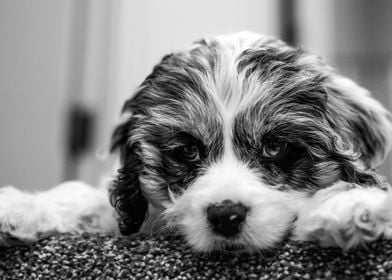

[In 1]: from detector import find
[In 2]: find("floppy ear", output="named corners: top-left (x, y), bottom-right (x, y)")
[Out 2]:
top-left (109, 118), bottom-right (148, 235)
top-left (325, 75), bottom-right (392, 169)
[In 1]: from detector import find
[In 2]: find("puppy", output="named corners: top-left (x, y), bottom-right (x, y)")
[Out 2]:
top-left (1, 32), bottom-right (392, 252)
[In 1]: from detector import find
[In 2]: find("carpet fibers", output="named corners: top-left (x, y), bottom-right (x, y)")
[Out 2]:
top-left (0, 233), bottom-right (391, 279)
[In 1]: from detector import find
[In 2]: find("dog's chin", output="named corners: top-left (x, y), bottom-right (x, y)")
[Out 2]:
top-left (184, 225), bottom-right (293, 253)
top-left (164, 218), bottom-right (293, 253)
top-left (205, 238), bottom-right (249, 254)
top-left (193, 236), bottom-right (263, 254)
top-left (211, 229), bottom-right (292, 254)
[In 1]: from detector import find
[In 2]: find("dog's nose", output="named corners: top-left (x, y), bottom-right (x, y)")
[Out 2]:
top-left (206, 199), bottom-right (248, 237)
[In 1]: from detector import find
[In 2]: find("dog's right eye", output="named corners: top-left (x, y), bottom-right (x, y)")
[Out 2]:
top-left (173, 143), bottom-right (201, 163)
top-left (175, 144), bottom-right (200, 162)
top-left (168, 133), bottom-right (206, 164)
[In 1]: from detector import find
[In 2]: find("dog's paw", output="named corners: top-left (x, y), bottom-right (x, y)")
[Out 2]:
top-left (295, 182), bottom-right (392, 249)
top-left (0, 186), bottom-right (60, 246)
top-left (0, 182), bottom-right (117, 247)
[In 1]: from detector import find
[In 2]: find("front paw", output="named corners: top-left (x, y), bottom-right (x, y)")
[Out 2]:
top-left (0, 186), bottom-right (57, 246)
top-left (295, 183), bottom-right (392, 249)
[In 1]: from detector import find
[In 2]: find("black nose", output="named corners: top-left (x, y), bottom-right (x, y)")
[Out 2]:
top-left (206, 199), bottom-right (248, 237)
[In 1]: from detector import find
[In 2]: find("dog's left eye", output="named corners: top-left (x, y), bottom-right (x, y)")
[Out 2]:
top-left (180, 144), bottom-right (200, 161)
top-left (262, 141), bottom-right (289, 158)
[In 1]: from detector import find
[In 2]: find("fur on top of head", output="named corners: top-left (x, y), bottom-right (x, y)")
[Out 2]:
top-left (109, 32), bottom-right (392, 251)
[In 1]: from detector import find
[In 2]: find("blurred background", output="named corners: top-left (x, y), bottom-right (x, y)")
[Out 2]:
top-left (0, 0), bottom-right (391, 190)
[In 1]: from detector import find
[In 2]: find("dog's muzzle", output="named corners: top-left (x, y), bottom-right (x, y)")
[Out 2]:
top-left (206, 200), bottom-right (248, 237)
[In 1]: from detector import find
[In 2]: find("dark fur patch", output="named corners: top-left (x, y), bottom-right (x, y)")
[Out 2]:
top-left (109, 137), bottom-right (148, 235)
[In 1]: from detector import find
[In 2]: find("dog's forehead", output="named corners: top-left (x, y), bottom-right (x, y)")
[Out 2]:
top-left (133, 32), bottom-right (327, 144)
top-left (172, 33), bottom-right (325, 124)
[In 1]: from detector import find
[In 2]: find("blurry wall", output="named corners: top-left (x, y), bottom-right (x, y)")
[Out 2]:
top-left (0, 0), bottom-right (71, 189)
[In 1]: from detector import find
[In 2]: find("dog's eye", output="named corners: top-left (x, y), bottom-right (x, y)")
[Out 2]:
top-left (262, 141), bottom-right (288, 158)
top-left (182, 144), bottom-right (200, 161)
top-left (173, 143), bottom-right (201, 162)
top-left (260, 140), bottom-right (308, 171)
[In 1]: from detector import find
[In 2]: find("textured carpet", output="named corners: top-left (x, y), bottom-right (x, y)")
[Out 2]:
top-left (0, 233), bottom-right (391, 279)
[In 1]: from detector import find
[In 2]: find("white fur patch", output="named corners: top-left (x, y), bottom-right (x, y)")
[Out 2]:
top-left (0, 181), bottom-right (117, 243)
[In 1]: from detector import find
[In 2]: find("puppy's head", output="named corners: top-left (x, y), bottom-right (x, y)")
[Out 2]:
top-left (110, 32), bottom-right (392, 252)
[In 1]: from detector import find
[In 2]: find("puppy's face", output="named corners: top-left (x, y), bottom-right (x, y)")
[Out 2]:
top-left (110, 32), bottom-right (392, 252)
